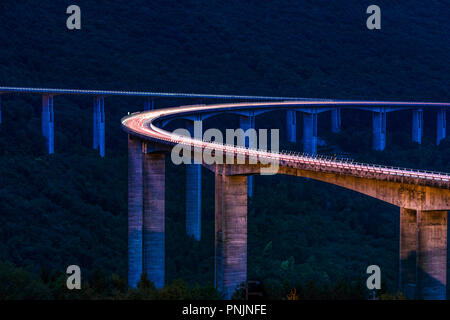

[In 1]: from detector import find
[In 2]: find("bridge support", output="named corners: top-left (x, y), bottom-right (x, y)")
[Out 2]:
top-left (143, 148), bottom-right (165, 289)
top-left (399, 208), bottom-right (447, 300)
top-left (286, 110), bottom-right (296, 143)
top-left (144, 97), bottom-right (154, 111)
top-left (186, 120), bottom-right (202, 241)
top-left (331, 108), bottom-right (341, 133)
top-left (372, 109), bottom-right (386, 151)
top-left (93, 97), bottom-right (105, 157)
top-left (239, 115), bottom-right (255, 197)
top-left (42, 95), bottom-right (54, 154)
top-left (128, 136), bottom-right (166, 288)
top-left (215, 169), bottom-right (247, 299)
top-left (303, 112), bottom-right (317, 155)
top-left (412, 109), bottom-right (423, 144)
top-left (437, 108), bottom-right (446, 145)
top-left (128, 136), bottom-right (143, 288)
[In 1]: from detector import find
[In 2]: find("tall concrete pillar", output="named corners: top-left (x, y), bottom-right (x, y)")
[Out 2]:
top-left (437, 108), bottom-right (446, 145)
top-left (144, 97), bottom-right (154, 111)
top-left (303, 112), bottom-right (317, 155)
top-left (186, 120), bottom-right (202, 240)
top-left (399, 208), bottom-right (448, 300)
top-left (239, 115), bottom-right (255, 197)
top-left (143, 150), bottom-right (165, 288)
top-left (41, 95), bottom-right (54, 154)
top-left (128, 136), bottom-right (143, 288)
top-left (215, 169), bottom-right (247, 299)
top-left (286, 110), bottom-right (296, 143)
top-left (372, 109), bottom-right (386, 151)
top-left (399, 208), bottom-right (418, 299)
top-left (417, 210), bottom-right (447, 300)
top-left (93, 99), bottom-right (98, 149)
top-left (412, 109), bottom-right (423, 144)
top-left (331, 108), bottom-right (341, 133)
top-left (93, 97), bottom-right (105, 157)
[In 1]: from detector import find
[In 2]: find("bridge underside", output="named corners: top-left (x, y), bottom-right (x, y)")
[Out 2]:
top-left (205, 163), bottom-right (450, 211)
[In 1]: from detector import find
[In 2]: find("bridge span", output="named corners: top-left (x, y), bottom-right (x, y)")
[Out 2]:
top-left (0, 86), bottom-right (449, 157)
top-left (122, 100), bottom-right (450, 300)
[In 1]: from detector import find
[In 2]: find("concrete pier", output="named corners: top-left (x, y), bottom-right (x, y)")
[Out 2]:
top-left (437, 108), bottom-right (446, 145)
top-left (372, 109), bottom-right (386, 151)
top-left (399, 208), bottom-right (418, 299)
top-left (143, 150), bottom-right (165, 288)
top-left (128, 136), bottom-right (143, 288)
top-left (331, 108), bottom-right (341, 133)
top-left (144, 97), bottom-right (154, 111)
top-left (239, 115), bottom-right (255, 197)
top-left (412, 109), bottom-right (423, 144)
top-left (286, 110), bottom-right (296, 143)
top-left (185, 120), bottom-right (202, 240)
top-left (93, 97), bottom-right (105, 157)
top-left (41, 95), bottom-right (54, 154)
top-left (417, 210), bottom-right (447, 300)
top-left (186, 165), bottom-right (201, 240)
top-left (399, 208), bottom-right (448, 300)
top-left (215, 170), bottom-right (247, 299)
top-left (303, 112), bottom-right (318, 155)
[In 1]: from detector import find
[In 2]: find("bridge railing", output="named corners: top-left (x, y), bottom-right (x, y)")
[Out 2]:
top-left (275, 149), bottom-right (450, 180)
top-left (169, 137), bottom-right (450, 181)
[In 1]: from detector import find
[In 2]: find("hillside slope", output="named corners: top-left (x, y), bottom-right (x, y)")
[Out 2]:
top-left (0, 1), bottom-right (449, 298)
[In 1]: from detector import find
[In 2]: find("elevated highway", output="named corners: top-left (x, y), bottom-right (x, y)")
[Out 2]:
top-left (0, 86), bottom-right (449, 298)
top-left (122, 100), bottom-right (450, 300)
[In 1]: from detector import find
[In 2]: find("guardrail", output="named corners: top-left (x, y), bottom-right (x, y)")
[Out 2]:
top-left (168, 136), bottom-right (450, 182)
top-left (0, 86), bottom-right (329, 101)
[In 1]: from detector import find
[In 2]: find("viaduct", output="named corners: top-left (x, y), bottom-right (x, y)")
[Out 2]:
top-left (0, 87), bottom-right (449, 299)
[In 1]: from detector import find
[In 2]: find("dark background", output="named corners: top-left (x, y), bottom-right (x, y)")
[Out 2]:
top-left (0, 1), bottom-right (449, 299)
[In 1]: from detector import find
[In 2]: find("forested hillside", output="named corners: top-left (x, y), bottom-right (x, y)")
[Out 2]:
top-left (0, 1), bottom-right (449, 299)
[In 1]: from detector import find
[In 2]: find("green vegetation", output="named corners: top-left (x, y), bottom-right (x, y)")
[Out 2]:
top-left (0, 1), bottom-right (449, 299)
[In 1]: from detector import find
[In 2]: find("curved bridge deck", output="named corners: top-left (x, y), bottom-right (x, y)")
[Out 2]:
top-left (122, 100), bottom-right (450, 300)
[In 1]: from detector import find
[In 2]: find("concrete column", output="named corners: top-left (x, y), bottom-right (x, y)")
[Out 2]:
top-left (239, 115), bottom-right (255, 197)
top-left (143, 150), bottom-right (165, 288)
top-left (286, 110), bottom-right (296, 143)
top-left (215, 169), bottom-right (247, 299)
top-left (417, 210), bottom-right (447, 300)
top-left (98, 97), bottom-right (105, 157)
top-left (399, 208), bottom-right (448, 300)
top-left (93, 98), bottom-right (98, 149)
top-left (144, 97), bottom-right (154, 111)
top-left (303, 112), bottom-right (317, 155)
top-left (128, 136), bottom-right (143, 288)
top-left (437, 108), bottom-right (446, 145)
top-left (412, 109), bottom-right (423, 144)
top-left (186, 120), bottom-right (202, 240)
top-left (331, 108), bottom-right (341, 133)
top-left (372, 109), bottom-right (386, 151)
top-left (214, 167), bottom-right (224, 294)
top-left (399, 208), bottom-right (418, 299)
top-left (41, 95), bottom-right (54, 154)
top-left (93, 97), bottom-right (105, 157)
